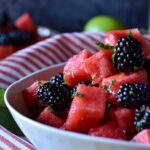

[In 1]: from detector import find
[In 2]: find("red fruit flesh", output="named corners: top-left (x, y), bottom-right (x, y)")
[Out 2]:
top-left (65, 84), bottom-right (106, 133)
top-left (0, 45), bottom-right (14, 60)
top-left (102, 69), bottom-right (149, 104)
top-left (108, 108), bottom-right (136, 138)
top-left (132, 129), bottom-right (150, 145)
top-left (89, 120), bottom-right (126, 140)
top-left (23, 80), bottom-right (45, 108)
top-left (64, 49), bottom-right (92, 87)
top-left (15, 13), bottom-right (36, 34)
top-left (104, 28), bottom-right (150, 57)
top-left (37, 107), bottom-right (64, 128)
top-left (146, 54), bottom-right (150, 59)
top-left (84, 50), bottom-right (116, 84)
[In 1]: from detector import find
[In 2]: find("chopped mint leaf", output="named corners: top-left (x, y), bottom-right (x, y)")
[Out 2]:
top-left (92, 74), bottom-right (97, 84)
top-left (72, 92), bottom-right (84, 98)
top-left (134, 58), bottom-right (144, 71)
top-left (48, 106), bottom-right (58, 115)
top-left (112, 47), bottom-right (117, 53)
top-left (0, 89), bottom-right (5, 107)
top-left (110, 80), bottom-right (116, 86)
top-left (102, 85), bottom-right (108, 90)
top-left (129, 91), bottom-right (136, 97)
top-left (133, 63), bottom-right (144, 71)
top-left (132, 138), bottom-right (136, 142)
top-left (0, 106), bottom-right (23, 135)
top-left (128, 31), bottom-right (133, 37)
top-left (96, 42), bottom-right (114, 50)
top-left (111, 53), bottom-right (116, 67)
top-left (63, 73), bottom-right (67, 84)
top-left (102, 80), bottom-right (116, 94)
top-left (39, 81), bottom-right (50, 87)
top-left (136, 121), bottom-right (141, 132)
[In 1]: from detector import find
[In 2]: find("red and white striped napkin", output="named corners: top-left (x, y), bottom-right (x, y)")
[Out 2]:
top-left (0, 32), bottom-right (150, 149)
top-left (0, 125), bottom-right (36, 150)
top-left (0, 32), bottom-right (106, 90)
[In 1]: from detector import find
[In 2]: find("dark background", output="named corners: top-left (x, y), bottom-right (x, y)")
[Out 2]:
top-left (0, 0), bottom-right (149, 32)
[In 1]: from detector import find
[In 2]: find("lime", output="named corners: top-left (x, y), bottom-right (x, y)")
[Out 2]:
top-left (83, 15), bottom-right (125, 32)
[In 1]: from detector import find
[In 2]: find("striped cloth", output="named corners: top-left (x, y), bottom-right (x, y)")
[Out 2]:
top-left (0, 32), bottom-right (106, 89)
top-left (0, 32), bottom-right (150, 149)
top-left (0, 125), bottom-right (36, 150)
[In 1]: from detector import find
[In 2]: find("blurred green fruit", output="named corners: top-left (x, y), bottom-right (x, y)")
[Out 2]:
top-left (83, 15), bottom-right (125, 32)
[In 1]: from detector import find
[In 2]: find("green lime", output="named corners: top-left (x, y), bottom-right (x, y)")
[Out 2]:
top-left (83, 15), bottom-right (125, 32)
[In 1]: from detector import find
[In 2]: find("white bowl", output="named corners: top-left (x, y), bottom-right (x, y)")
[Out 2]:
top-left (5, 63), bottom-right (150, 150)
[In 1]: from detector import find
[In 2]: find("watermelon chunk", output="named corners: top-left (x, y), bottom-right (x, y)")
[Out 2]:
top-left (146, 54), bottom-right (150, 59)
top-left (104, 28), bottom-right (150, 57)
top-left (64, 49), bottom-right (92, 87)
top-left (132, 129), bottom-right (150, 145)
top-left (23, 80), bottom-right (45, 108)
top-left (102, 69), bottom-right (149, 104)
top-left (37, 107), bottom-right (64, 128)
top-left (65, 84), bottom-right (106, 133)
top-left (15, 13), bottom-right (36, 34)
top-left (83, 50), bottom-right (116, 84)
top-left (108, 107), bottom-right (136, 138)
top-left (0, 45), bottom-right (14, 60)
top-left (89, 120), bottom-right (126, 140)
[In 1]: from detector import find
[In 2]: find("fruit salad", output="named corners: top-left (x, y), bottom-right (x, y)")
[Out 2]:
top-left (23, 29), bottom-right (150, 145)
top-left (0, 12), bottom-right (49, 60)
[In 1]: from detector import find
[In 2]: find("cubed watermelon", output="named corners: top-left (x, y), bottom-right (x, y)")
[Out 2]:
top-left (0, 45), bottom-right (14, 60)
top-left (146, 54), bottom-right (150, 59)
top-left (23, 80), bottom-right (45, 108)
top-left (64, 49), bottom-right (92, 87)
top-left (65, 84), bottom-right (106, 133)
top-left (102, 69), bottom-right (149, 104)
top-left (83, 50), bottom-right (116, 84)
top-left (132, 129), bottom-right (150, 145)
top-left (104, 28), bottom-right (150, 57)
top-left (15, 13), bottom-right (36, 34)
top-left (108, 107), bottom-right (136, 138)
top-left (89, 120), bottom-right (126, 140)
top-left (37, 107), bottom-right (64, 128)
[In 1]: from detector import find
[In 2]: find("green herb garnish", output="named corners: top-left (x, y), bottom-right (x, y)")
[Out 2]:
top-left (128, 31), bottom-right (133, 37)
top-left (72, 92), bottom-right (85, 98)
top-left (48, 106), bottom-right (58, 116)
top-left (96, 42), bottom-right (114, 50)
top-left (102, 80), bottom-right (116, 93)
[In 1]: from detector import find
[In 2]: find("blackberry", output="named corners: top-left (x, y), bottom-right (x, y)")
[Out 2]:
top-left (134, 105), bottom-right (150, 132)
top-left (113, 35), bottom-right (144, 73)
top-left (0, 32), bottom-right (10, 45)
top-left (116, 83), bottom-right (150, 108)
top-left (50, 73), bottom-right (73, 99)
top-left (37, 82), bottom-right (69, 111)
top-left (8, 30), bottom-right (34, 45)
top-left (0, 11), bottom-right (9, 26)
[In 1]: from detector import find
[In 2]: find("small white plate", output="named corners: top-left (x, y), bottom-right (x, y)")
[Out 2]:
top-left (4, 63), bottom-right (150, 150)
